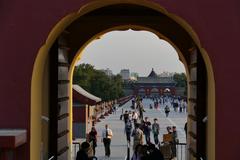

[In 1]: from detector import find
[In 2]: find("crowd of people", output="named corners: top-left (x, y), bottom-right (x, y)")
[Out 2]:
top-left (145, 96), bottom-right (188, 117)
top-left (76, 96), bottom-right (187, 160)
top-left (120, 96), bottom-right (184, 160)
top-left (76, 124), bottom-right (113, 160)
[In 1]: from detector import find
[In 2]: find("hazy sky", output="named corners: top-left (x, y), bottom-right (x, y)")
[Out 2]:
top-left (76, 30), bottom-right (185, 76)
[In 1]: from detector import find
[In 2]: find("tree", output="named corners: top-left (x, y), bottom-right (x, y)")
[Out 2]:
top-left (173, 73), bottom-right (187, 95)
top-left (73, 63), bottom-right (124, 101)
top-left (173, 73), bottom-right (187, 87)
top-left (73, 63), bottom-right (95, 91)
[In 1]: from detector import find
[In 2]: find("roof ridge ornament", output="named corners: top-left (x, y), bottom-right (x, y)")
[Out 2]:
top-left (148, 68), bottom-right (158, 78)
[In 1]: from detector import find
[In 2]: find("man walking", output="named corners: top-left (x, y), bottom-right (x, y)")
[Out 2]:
top-left (143, 117), bottom-right (151, 144)
top-left (123, 110), bottom-right (129, 124)
top-left (164, 105), bottom-right (170, 117)
top-left (171, 126), bottom-right (178, 158)
top-left (152, 118), bottom-right (160, 146)
top-left (125, 119), bottom-right (133, 143)
top-left (102, 124), bottom-right (113, 158)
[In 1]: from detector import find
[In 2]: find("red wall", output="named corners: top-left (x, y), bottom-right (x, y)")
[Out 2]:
top-left (73, 107), bottom-right (86, 123)
top-left (1, 0), bottom-right (240, 159)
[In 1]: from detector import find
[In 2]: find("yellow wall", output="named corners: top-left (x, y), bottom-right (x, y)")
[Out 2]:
top-left (31, 13), bottom-right (77, 160)
top-left (41, 54), bottom-right (50, 159)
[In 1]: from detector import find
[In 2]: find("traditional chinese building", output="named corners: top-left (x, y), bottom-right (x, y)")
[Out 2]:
top-left (1, 1), bottom-right (240, 160)
top-left (72, 85), bottom-right (101, 139)
top-left (133, 69), bottom-right (176, 96)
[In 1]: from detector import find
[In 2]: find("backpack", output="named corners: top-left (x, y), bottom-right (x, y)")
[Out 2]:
top-left (134, 129), bottom-right (142, 140)
top-left (124, 114), bottom-right (129, 121)
top-left (165, 106), bottom-right (170, 112)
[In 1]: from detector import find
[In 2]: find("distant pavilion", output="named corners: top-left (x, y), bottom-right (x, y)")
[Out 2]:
top-left (133, 68), bottom-right (176, 96)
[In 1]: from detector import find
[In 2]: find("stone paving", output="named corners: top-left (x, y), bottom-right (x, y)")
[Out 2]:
top-left (93, 98), bottom-right (187, 160)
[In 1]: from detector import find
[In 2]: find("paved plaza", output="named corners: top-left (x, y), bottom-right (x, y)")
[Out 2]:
top-left (93, 98), bottom-right (187, 160)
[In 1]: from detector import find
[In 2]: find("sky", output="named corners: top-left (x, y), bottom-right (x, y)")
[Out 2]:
top-left (76, 30), bottom-right (185, 76)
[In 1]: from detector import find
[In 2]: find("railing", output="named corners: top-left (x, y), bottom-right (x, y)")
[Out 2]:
top-left (72, 142), bottom-right (81, 160)
top-left (160, 142), bottom-right (187, 160)
top-left (118, 95), bottom-right (134, 107)
top-left (176, 142), bottom-right (187, 160)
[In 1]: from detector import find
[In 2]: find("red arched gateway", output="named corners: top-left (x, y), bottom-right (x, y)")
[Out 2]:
top-left (0, 1), bottom-right (239, 160)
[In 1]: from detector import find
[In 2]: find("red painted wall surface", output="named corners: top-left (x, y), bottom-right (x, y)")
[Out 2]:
top-left (0, 0), bottom-right (240, 159)
top-left (73, 107), bottom-right (86, 123)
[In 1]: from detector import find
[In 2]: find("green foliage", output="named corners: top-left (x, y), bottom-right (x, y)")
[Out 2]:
top-left (173, 73), bottom-right (187, 95)
top-left (73, 63), bottom-right (124, 101)
top-left (173, 73), bottom-right (187, 87)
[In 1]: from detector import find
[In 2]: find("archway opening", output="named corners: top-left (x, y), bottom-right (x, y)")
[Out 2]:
top-left (71, 29), bottom-right (188, 159)
top-left (31, 2), bottom-right (215, 160)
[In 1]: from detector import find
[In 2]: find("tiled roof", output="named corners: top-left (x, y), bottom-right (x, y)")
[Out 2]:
top-left (73, 84), bottom-right (102, 102)
top-left (136, 77), bottom-right (176, 84)
top-left (148, 68), bottom-right (158, 78)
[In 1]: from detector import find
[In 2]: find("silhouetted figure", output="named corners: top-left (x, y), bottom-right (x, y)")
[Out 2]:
top-left (171, 126), bottom-right (178, 158)
top-left (184, 122), bottom-right (187, 139)
top-left (143, 117), bottom-right (151, 144)
top-left (152, 118), bottom-right (160, 145)
top-left (76, 142), bottom-right (93, 160)
top-left (125, 119), bottom-right (133, 143)
top-left (148, 143), bottom-right (164, 160)
top-left (164, 105), bottom-right (170, 117)
top-left (88, 127), bottom-right (97, 156)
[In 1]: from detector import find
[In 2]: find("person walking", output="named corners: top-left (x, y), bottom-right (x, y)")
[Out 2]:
top-left (173, 98), bottom-right (178, 112)
top-left (102, 124), bottom-right (113, 158)
top-left (152, 118), bottom-right (160, 146)
top-left (179, 99), bottom-right (185, 113)
top-left (171, 126), bottom-right (178, 158)
top-left (138, 102), bottom-right (145, 121)
top-left (143, 117), bottom-right (151, 144)
top-left (88, 127), bottom-right (97, 156)
top-left (113, 104), bottom-right (117, 114)
top-left (149, 104), bottom-right (153, 109)
top-left (183, 100), bottom-right (188, 112)
top-left (164, 105), bottom-right (170, 117)
top-left (123, 110), bottom-right (129, 124)
top-left (125, 119), bottom-right (133, 143)
top-left (132, 123), bottom-right (144, 151)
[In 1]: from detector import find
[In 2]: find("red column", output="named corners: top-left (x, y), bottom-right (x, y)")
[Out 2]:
top-left (158, 88), bottom-right (161, 96)
top-left (145, 88), bottom-right (148, 96)
top-left (145, 88), bottom-right (151, 96)
top-left (135, 88), bottom-right (139, 95)
top-left (171, 87), bottom-right (176, 95)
